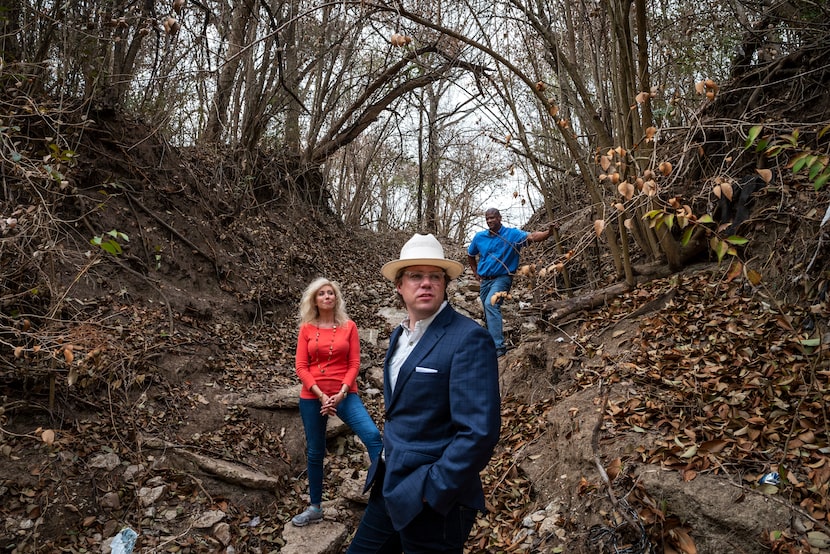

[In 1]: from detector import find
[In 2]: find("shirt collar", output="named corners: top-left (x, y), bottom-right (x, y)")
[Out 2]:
top-left (399, 301), bottom-right (448, 333)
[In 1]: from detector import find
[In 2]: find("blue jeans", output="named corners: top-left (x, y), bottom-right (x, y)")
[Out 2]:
top-left (479, 275), bottom-right (513, 351)
top-left (299, 395), bottom-right (382, 505)
top-left (346, 465), bottom-right (477, 554)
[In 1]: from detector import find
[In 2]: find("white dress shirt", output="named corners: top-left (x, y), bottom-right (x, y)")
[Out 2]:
top-left (388, 301), bottom-right (448, 392)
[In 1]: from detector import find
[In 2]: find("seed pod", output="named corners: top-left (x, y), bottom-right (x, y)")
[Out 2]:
top-left (163, 16), bottom-right (179, 35)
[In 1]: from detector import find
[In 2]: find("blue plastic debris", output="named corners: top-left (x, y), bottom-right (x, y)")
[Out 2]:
top-left (758, 472), bottom-right (780, 486)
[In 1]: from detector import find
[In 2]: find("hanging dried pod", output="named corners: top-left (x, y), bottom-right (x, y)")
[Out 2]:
top-left (163, 16), bottom-right (180, 35)
top-left (617, 180), bottom-right (635, 201)
top-left (599, 155), bottom-right (612, 171)
top-left (390, 33), bottom-right (411, 47)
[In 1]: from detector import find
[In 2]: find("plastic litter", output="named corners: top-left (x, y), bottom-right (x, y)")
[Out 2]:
top-left (110, 527), bottom-right (138, 554)
top-left (759, 472), bottom-right (780, 486)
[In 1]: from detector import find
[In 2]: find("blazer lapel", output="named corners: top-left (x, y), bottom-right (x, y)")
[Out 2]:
top-left (384, 326), bottom-right (403, 409)
top-left (385, 306), bottom-right (453, 411)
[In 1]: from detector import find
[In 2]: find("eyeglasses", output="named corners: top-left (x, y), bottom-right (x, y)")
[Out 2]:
top-left (403, 271), bottom-right (446, 284)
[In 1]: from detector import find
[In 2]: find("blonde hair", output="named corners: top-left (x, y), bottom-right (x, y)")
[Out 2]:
top-left (299, 277), bottom-right (349, 326)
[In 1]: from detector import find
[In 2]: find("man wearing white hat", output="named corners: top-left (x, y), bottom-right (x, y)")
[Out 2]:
top-left (347, 233), bottom-right (501, 554)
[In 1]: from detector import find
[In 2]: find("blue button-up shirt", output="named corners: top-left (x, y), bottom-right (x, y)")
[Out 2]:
top-left (467, 226), bottom-right (529, 277)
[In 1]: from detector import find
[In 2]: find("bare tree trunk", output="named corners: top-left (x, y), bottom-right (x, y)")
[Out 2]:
top-left (202, 1), bottom-right (254, 144)
top-left (1, 0), bottom-right (22, 62)
top-left (425, 84), bottom-right (440, 233)
top-left (110, 0), bottom-right (154, 105)
top-left (417, 99), bottom-right (425, 228)
top-left (634, 0), bottom-right (654, 141)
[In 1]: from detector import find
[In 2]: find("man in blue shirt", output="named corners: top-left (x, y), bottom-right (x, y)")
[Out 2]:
top-left (467, 208), bottom-right (555, 357)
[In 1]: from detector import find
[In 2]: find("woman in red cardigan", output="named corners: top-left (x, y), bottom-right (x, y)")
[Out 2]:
top-left (292, 277), bottom-right (382, 527)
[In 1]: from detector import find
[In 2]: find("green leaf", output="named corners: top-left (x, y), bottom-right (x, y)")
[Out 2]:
top-left (809, 160), bottom-right (825, 181)
top-left (726, 235), bottom-right (749, 245)
top-left (105, 229), bottom-right (129, 242)
top-left (745, 125), bottom-right (763, 148)
top-left (680, 226), bottom-right (694, 246)
top-left (792, 155), bottom-right (809, 174)
top-left (100, 240), bottom-right (122, 255)
top-left (698, 214), bottom-right (714, 224)
top-left (710, 237), bottom-right (728, 262)
top-left (755, 137), bottom-right (769, 152)
top-left (814, 169), bottom-right (830, 191)
top-left (643, 209), bottom-right (662, 219)
top-left (800, 338), bottom-right (821, 347)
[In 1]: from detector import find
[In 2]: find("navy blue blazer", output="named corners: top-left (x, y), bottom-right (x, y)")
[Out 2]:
top-left (365, 304), bottom-right (501, 531)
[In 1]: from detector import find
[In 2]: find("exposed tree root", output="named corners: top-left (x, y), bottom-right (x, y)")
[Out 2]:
top-left (141, 436), bottom-right (283, 490)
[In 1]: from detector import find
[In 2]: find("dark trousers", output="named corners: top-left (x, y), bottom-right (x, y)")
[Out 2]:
top-left (346, 467), bottom-right (477, 554)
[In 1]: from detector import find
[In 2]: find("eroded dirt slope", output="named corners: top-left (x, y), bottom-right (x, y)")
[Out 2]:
top-left (2, 108), bottom-right (829, 554)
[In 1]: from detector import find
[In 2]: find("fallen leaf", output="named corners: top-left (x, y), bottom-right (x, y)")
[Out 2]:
top-left (756, 168), bottom-right (772, 184)
top-left (807, 531), bottom-right (830, 549)
top-left (41, 429), bottom-right (55, 446)
top-left (721, 181), bottom-right (733, 201)
top-left (672, 527), bottom-right (697, 554)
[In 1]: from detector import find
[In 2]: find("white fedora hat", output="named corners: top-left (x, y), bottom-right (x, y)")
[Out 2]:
top-left (381, 233), bottom-right (464, 281)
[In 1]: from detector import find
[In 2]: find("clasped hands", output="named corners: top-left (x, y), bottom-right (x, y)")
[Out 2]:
top-left (319, 390), bottom-right (346, 416)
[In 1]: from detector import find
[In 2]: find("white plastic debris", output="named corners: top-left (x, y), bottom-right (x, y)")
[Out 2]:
top-left (110, 527), bottom-right (138, 554)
